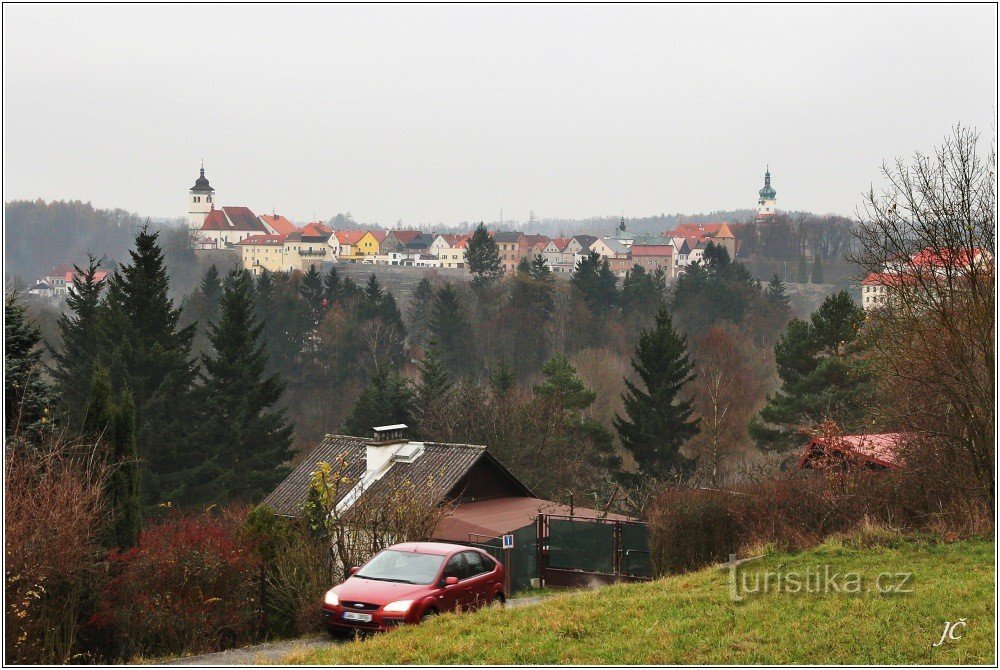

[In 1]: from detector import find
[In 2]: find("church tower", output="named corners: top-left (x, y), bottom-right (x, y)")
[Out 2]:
top-left (188, 164), bottom-right (215, 231)
top-left (757, 166), bottom-right (777, 219)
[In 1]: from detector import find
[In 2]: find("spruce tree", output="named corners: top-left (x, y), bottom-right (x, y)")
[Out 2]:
top-left (200, 269), bottom-right (293, 502)
top-left (408, 277), bottom-right (435, 347)
top-left (613, 308), bottom-right (699, 480)
top-left (489, 359), bottom-right (516, 397)
top-left (299, 266), bottom-right (326, 324)
top-left (97, 225), bottom-right (199, 505)
top-left (749, 291), bottom-right (875, 452)
top-left (412, 344), bottom-right (455, 439)
top-left (466, 223), bottom-right (503, 287)
top-left (5, 292), bottom-right (57, 438)
top-left (51, 256), bottom-right (105, 426)
top-left (429, 283), bottom-right (473, 373)
top-left (84, 368), bottom-right (141, 549)
top-left (571, 250), bottom-right (618, 314)
top-left (765, 274), bottom-right (791, 310)
top-left (796, 255), bottom-right (810, 283)
top-left (323, 266), bottom-right (347, 307)
top-left (343, 368), bottom-right (413, 436)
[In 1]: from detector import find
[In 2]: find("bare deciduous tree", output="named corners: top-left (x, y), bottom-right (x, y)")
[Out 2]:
top-left (852, 124), bottom-right (995, 495)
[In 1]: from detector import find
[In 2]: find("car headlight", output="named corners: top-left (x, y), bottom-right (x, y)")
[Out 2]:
top-left (324, 589), bottom-right (339, 606)
top-left (383, 599), bottom-right (413, 613)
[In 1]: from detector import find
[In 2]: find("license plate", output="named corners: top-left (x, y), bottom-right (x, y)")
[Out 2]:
top-left (343, 611), bottom-right (372, 622)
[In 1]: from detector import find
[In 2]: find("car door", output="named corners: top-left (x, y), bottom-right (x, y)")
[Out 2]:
top-left (460, 551), bottom-right (493, 610)
top-left (438, 552), bottom-right (471, 613)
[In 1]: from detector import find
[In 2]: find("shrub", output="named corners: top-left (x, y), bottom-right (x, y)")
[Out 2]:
top-left (4, 441), bottom-right (109, 664)
top-left (92, 509), bottom-right (261, 659)
top-left (648, 437), bottom-right (992, 575)
top-left (245, 505), bottom-right (332, 638)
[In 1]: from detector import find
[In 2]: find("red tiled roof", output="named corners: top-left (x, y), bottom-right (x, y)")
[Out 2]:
top-left (259, 214), bottom-right (298, 235)
top-left (666, 222), bottom-right (728, 237)
top-left (862, 272), bottom-right (915, 287)
top-left (523, 234), bottom-right (550, 248)
top-left (336, 230), bottom-right (366, 245)
top-left (909, 247), bottom-right (986, 268)
top-left (799, 432), bottom-right (910, 470)
top-left (238, 233), bottom-right (287, 245)
top-left (201, 206), bottom-right (267, 232)
top-left (64, 269), bottom-right (108, 283)
top-left (370, 230), bottom-right (387, 242)
top-left (437, 233), bottom-right (468, 247)
top-left (547, 237), bottom-right (571, 252)
top-left (631, 244), bottom-right (674, 257)
top-left (390, 230), bottom-right (423, 244)
top-left (297, 222), bottom-right (332, 240)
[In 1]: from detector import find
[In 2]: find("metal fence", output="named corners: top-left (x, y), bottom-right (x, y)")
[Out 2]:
top-left (540, 514), bottom-right (652, 586)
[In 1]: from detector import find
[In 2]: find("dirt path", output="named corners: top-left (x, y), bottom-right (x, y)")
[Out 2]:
top-left (165, 595), bottom-right (547, 665)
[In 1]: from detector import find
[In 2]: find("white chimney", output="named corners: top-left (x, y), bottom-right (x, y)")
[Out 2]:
top-left (367, 424), bottom-right (408, 474)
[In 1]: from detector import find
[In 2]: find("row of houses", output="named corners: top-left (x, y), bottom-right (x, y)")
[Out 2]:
top-left (26, 264), bottom-right (109, 298)
top-left (186, 167), bottom-right (741, 279)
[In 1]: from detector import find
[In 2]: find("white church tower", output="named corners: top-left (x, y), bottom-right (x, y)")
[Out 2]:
top-left (188, 163), bottom-right (215, 231)
top-left (756, 166), bottom-right (777, 219)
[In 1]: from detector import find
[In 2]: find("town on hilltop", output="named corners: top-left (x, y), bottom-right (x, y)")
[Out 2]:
top-left (178, 164), bottom-right (781, 281)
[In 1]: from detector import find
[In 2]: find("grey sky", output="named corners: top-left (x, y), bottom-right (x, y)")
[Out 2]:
top-left (3, 4), bottom-right (996, 226)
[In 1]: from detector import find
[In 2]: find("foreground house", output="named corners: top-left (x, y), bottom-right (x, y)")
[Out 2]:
top-left (262, 425), bottom-right (627, 544)
top-left (798, 432), bottom-right (909, 471)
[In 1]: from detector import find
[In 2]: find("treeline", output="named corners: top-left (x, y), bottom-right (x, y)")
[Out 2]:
top-left (733, 212), bottom-right (857, 286)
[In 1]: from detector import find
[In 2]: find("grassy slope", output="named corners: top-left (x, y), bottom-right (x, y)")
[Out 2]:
top-left (285, 538), bottom-right (995, 665)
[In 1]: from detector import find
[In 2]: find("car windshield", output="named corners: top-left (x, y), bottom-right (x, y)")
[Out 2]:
top-left (354, 550), bottom-right (446, 585)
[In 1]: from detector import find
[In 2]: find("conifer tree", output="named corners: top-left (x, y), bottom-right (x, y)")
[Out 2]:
top-left (200, 269), bottom-right (293, 502)
top-left (765, 274), bottom-right (791, 310)
top-left (412, 344), bottom-right (455, 439)
top-left (571, 250), bottom-right (618, 314)
top-left (5, 292), bottom-right (56, 438)
top-left (408, 277), bottom-right (436, 347)
top-left (749, 291), bottom-right (874, 452)
top-left (323, 266), bottom-right (348, 307)
top-left (96, 225), bottom-right (200, 504)
top-left (796, 255), bottom-right (810, 283)
top-left (343, 368), bottom-right (413, 436)
top-left (84, 368), bottom-right (141, 549)
top-left (489, 359), bottom-right (516, 398)
top-left (299, 266), bottom-right (326, 324)
top-left (614, 308), bottom-right (699, 480)
top-left (429, 283), bottom-right (473, 373)
top-left (51, 255), bottom-right (105, 426)
top-left (466, 223), bottom-right (503, 287)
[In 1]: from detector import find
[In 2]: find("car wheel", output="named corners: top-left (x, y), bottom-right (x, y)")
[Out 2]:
top-left (491, 593), bottom-right (505, 608)
top-left (420, 608), bottom-right (438, 623)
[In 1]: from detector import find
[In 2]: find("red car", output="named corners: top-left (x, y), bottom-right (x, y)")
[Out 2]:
top-left (321, 542), bottom-right (506, 636)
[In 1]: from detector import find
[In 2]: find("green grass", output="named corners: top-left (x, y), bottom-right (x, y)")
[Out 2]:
top-left (284, 537), bottom-right (995, 665)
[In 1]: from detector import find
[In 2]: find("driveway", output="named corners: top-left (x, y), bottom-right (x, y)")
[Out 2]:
top-left (165, 595), bottom-right (549, 665)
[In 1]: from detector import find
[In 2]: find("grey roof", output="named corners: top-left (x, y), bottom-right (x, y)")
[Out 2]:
top-left (600, 237), bottom-right (630, 254)
top-left (572, 234), bottom-right (598, 250)
top-left (634, 235), bottom-right (672, 246)
top-left (260, 434), bottom-right (491, 517)
top-left (492, 231), bottom-right (523, 243)
top-left (191, 167), bottom-right (213, 193)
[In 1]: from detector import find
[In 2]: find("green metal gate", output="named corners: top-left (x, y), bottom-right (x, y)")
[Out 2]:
top-left (469, 522), bottom-right (537, 594)
top-left (540, 515), bottom-right (651, 587)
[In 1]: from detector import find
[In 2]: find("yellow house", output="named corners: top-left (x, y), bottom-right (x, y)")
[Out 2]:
top-left (238, 234), bottom-right (287, 275)
top-left (356, 230), bottom-right (385, 257)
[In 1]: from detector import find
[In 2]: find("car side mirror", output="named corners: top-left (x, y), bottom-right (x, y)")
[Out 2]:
top-left (444, 576), bottom-right (459, 587)
top-left (349, 566), bottom-right (360, 576)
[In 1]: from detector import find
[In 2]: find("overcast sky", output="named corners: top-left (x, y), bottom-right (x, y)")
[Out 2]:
top-left (3, 4), bottom-right (996, 226)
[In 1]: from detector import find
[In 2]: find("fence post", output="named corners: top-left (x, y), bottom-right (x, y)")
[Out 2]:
top-left (613, 521), bottom-right (622, 580)
top-left (536, 514), bottom-right (545, 587)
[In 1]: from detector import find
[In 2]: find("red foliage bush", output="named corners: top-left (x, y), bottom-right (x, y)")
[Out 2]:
top-left (92, 510), bottom-right (262, 659)
top-left (649, 439), bottom-right (992, 575)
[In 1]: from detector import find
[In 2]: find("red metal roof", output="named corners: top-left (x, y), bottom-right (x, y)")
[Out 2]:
top-left (798, 432), bottom-right (910, 470)
top-left (434, 496), bottom-right (633, 542)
